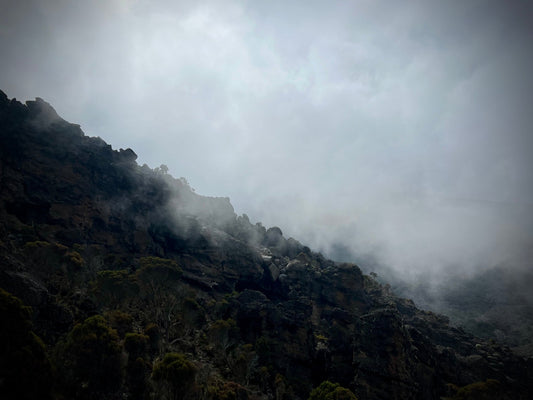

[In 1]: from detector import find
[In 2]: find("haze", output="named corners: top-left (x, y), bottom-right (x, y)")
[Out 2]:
top-left (1, 0), bottom-right (532, 279)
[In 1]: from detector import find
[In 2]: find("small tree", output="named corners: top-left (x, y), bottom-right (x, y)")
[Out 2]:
top-left (309, 381), bottom-right (358, 400)
top-left (449, 379), bottom-right (501, 399)
top-left (210, 381), bottom-right (249, 400)
top-left (124, 332), bottom-right (149, 361)
top-left (208, 319), bottom-right (239, 365)
top-left (106, 309), bottom-right (134, 338)
top-left (60, 315), bottom-right (123, 398)
top-left (95, 269), bottom-right (138, 306)
top-left (124, 331), bottom-right (151, 399)
top-left (136, 257), bottom-right (182, 303)
top-left (0, 289), bottom-right (54, 400)
top-left (152, 352), bottom-right (197, 400)
top-left (136, 257), bottom-right (183, 342)
top-left (144, 323), bottom-right (161, 354)
top-left (127, 356), bottom-right (152, 400)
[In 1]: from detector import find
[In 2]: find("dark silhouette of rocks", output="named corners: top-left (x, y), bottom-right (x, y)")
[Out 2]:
top-left (0, 90), bottom-right (531, 400)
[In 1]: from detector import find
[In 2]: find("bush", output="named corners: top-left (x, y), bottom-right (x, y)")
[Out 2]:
top-left (137, 257), bottom-right (182, 282)
top-left (144, 323), bottom-right (161, 353)
top-left (60, 315), bottom-right (123, 398)
top-left (124, 332), bottom-right (149, 360)
top-left (449, 379), bottom-right (501, 399)
top-left (309, 381), bottom-right (358, 400)
top-left (152, 352), bottom-right (197, 400)
top-left (106, 309), bottom-right (134, 338)
top-left (95, 269), bottom-right (138, 305)
top-left (0, 288), bottom-right (54, 400)
top-left (127, 356), bottom-right (152, 400)
top-left (210, 381), bottom-right (249, 400)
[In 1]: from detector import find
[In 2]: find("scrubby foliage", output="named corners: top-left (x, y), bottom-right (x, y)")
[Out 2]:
top-left (308, 381), bottom-right (358, 400)
top-left (446, 379), bottom-right (501, 400)
top-left (152, 352), bottom-right (197, 400)
top-left (0, 289), bottom-right (54, 400)
top-left (57, 315), bottom-right (123, 398)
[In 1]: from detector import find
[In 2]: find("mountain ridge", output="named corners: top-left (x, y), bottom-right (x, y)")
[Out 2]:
top-left (0, 90), bottom-right (531, 400)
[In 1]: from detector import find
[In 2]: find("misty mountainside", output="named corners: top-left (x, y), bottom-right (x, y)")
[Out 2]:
top-left (327, 245), bottom-right (533, 358)
top-left (393, 267), bottom-right (533, 357)
top-left (0, 90), bottom-right (531, 400)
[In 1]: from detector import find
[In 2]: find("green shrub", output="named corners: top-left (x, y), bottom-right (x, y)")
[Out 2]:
top-left (95, 269), bottom-right (138, 305)
top-left (0, 289), bottom-right (54, 400)
top-left (137, 257), bottom-right (182, 280)
top-left (124, 332), bottom-right (149, 360)
top-left (152, 352), bottom-right (197, 400)
top-left (210, 381), bottom-right (249, 400)
top-left (209, 319), bottom-right (238, 357)
top-left (66, 250), bottom-right (84, 268)
top-left (0, 289), bottom-right (53, 399)
top-left (144, 323), bottom-right (161, 353)
top-left (126, 356), bottom-right (151, 400)
top-left (449, 379), bottom-right (501, 400)
top-left (124, 333), bottom-right (151, 399)
top-left (60, 315), bottom-right (123, 398)
top-left (106, 309), bottom-right (134, 338)
top-left (309, 381), bottom-right (358, 400)
top-left (182, 297), bottom-right (206, 328)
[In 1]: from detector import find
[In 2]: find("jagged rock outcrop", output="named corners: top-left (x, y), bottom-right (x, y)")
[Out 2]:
top-left (0, 90), bottom-right (531, 400)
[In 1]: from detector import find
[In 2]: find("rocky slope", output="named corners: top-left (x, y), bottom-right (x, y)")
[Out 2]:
top-left (0, 90), bottom-right (531, 400)
top-left (332, 248), bottom-right (533, 359)
top-left (391, 266), bottom-right (533, 358)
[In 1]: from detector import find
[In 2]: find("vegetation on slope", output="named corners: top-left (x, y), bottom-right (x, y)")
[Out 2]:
top-left (0, 91), bottom-right (531, 399)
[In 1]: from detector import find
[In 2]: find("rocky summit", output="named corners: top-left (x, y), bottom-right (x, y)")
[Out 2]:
top-left (0, 90), bottom-right (531, 400)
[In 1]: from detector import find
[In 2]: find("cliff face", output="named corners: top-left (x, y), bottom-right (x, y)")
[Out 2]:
top-left (0, 90), bottom-right (531, 400)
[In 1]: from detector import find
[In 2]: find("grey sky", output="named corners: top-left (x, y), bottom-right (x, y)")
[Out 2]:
top-left (1, 0), bottom-right (532, 277)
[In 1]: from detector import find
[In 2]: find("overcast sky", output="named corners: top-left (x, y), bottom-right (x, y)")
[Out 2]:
top-left (1, 0), bottom-right (532, 278)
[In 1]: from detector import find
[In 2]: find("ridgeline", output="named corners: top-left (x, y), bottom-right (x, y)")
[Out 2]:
top-left (0, 90), bottom-right (531, 399)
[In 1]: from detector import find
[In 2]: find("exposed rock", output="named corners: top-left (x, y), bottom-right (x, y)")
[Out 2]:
top-left (0, 91), bottom-right (531, 400)
top-left (268, 263), bottom-right (280, 281)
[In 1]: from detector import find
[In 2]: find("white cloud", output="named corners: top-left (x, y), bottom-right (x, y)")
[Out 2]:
top-left (1, 0), bottom-right (532, 278)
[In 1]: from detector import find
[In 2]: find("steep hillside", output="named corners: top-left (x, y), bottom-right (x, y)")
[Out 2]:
top-left (326, 241), bottom-right (533, 357)
top-left (1, 90), bottom-right (531, 400)
top-left (389, 266), bottom-right (533, 357)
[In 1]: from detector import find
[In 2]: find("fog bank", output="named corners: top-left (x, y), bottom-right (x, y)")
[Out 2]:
top-left (1, 0), bottom-right (532, 280)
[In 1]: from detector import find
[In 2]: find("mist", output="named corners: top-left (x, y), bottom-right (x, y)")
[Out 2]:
top-left (1, 0), bottom-right (532, 281)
